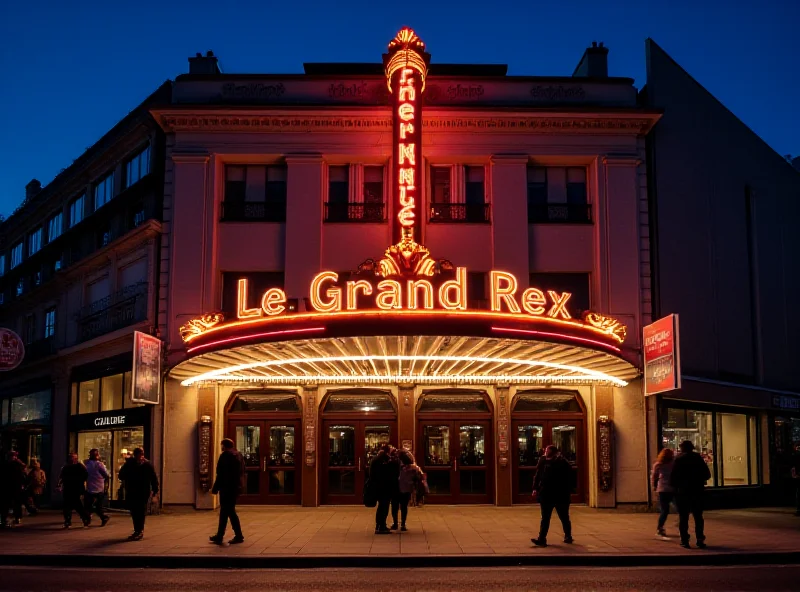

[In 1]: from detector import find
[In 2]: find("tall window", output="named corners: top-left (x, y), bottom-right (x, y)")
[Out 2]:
top-left (0, 254), bottom-right (5, 277)
top-left (125, 145), bottom-right (151, 188)
top-left (431, 166), bottom-right (451, 203)
top-left (24, 314), bottom-right (36, 344)
top-left (28, 227), bottom-right (42, 256)
top-left (69, 194), bottom-right (85, 227)
top-left (222, 165), bottom-right (287, 222)
top-left (363, 166), bottom-right (384, 203)
top-left (328, 165), bottom-right (349, 204)
top-left (94, 172), bottom-right (115, 210)
top-left (70, 371), bottom-right (137, 415)
top-left (47, 212), bottom-right (63, 242)
top-left (11, 242), bottom-right (23, 268)
top-left (464, 166), bottom-right (486, 222)
top-left (44, 308), bottom-right (56, 338)
top-left (527, 166), bottom-right (590, 223)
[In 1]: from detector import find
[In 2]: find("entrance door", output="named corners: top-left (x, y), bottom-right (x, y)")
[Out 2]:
top-left (418, 420), bottom-right (493, 504)
top-left (322, 420), bottom-right (395, 504)
top-left (512, 419), bottom-right (585, 503)
top-left (229, 420), bottom-right (300, 505)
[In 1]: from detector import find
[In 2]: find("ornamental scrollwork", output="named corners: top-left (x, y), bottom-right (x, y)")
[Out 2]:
top-left (180, 313), bottom-right (225, 342)
top-left (582, 312), bottom-right (627, 343)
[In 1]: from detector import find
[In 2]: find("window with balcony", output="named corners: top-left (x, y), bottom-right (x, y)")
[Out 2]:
top-left (125, 144), bottom-right (151, 188)
top-left (222, 165), bottom-right (287, 222)
top-left (221, 272), bottom-right (286, 317)
top-left (77, 282), bottom-right (148, 343)
top-left (47, 212), bottom-right (63, 242)
top-left (28, 227), bottom-right (42, 256)
top-left (94, 172), bottom-right (115, 210)
top-left (44, 308), bottom-right (56, 338)
top-left (527, 166), bottom-right (591, 223)
top-left (529, 272), bottom-right (591, 315)
top-left (430, 165), bottom-right (490, 223)
top-left (325, 165), bottom-right (385, 222)
top-left (69, 194), bottom-right (85, 227)
top-left (11, 242), bottom-right (23, 268)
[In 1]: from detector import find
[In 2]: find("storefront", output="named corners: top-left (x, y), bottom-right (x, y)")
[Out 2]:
top-left (768, 394), bottom-right (800, 506)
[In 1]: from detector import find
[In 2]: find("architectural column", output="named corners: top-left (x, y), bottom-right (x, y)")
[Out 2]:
top-left (285, 155), bottom-right (324, 307)
top-left (490, 155), bottom-right (529, 283)
top-left (495, 386), bottom-right (512, 506)
top-left (196, 385), bottom-right (216, 510)
top-left (301, 387), bottom-right (319, 507)
top-left (594, 385), bottom-right (616, 508)
top-left (397, 385), bottom-right (415, 456)
top-left (50, 362), bottom-right (70, 503)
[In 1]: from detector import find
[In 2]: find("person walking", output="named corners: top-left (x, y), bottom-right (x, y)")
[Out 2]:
top-left (531, 445), bottom-right (574, 547)
top-left (58, 453), bottom-right (91, 529)
top-left (369, 444), bottom-right (395, 534)
top-left (651, 448), bottom-right (676, 538)
top-left (84, 448), bottom-right (111, 527)
top-left (1, 451), bottom-right (28, 527)
top-left (209, 438), bottom-right (245, 545)
top-left (24, 459), bottom-right (47, 516)
top-left (791, 445), bottom-right (800, 517)
top-left (118, 447), bottom-right (159, 541)
top-left (387, 447), bottom-right (403, 531)
top-left (394, 450), bottom-right (422, 532)
top-left (670, 440), bottom-right (711, 549)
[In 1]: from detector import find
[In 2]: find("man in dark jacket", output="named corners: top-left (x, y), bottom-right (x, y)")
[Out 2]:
top-left (369, 444), bottom-right (397, 534)
top-left (58, 453), bottom-right (91, 528)
top-left (210, 438), bottom-right (245, 545)
top-left (119, 447), bottom-right (159, 541)
top-left (1, 451), bottom-right (28, 527)
top-left (531, 445), bottom-right (574, 547)
top-left (670, 440), bottom-right (711, 549)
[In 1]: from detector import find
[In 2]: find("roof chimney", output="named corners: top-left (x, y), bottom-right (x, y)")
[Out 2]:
top-left (188, 50), bottom-right (221, 75)
top-left (25, 179), bottom-right (42, 201)
top-left (572, 41), bottom-right (609, 78)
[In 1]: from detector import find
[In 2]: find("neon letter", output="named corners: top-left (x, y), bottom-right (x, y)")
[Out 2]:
top-left (398, 103), bottom-right (414, 121)
top-left (399, 168), bottom-right (415, 186)
top-left (398, 206), bottom-right (415, 227)
top-left (399, 67), bottom-right (414, 84)
top-left (490, 271), bottom-right (521, 313)
top-left (376, 280), bottom-right (402, 310)
top-left (547, 291), bottom-right (572, 319)
top-left (346, 280), bottom-right (373, 311)
top-left (439, 267), bottom-right (467, 311)
top-left (399, 85), bottom-right (416, 102)
top-left (407, 279), bottom-right (434, 310)
top-left (309, 271), bottom-right (341, 313)
top-left (261, 288), bottom-right (287, 316)
top-left (521, 288), bottom-right (546, 316)
top-left (400, 122), bottom-right (414, 139)
top-left (237, 278), bottom-right (263, 319)
top-left (399, 143), bottom-right (415, 166)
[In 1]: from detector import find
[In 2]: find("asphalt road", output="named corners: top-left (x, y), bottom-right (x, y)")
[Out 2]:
top-left (1, 565), bottom-right (799, 591)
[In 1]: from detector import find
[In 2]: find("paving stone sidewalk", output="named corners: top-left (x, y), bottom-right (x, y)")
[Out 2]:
top-left (2, 505), bottom-right (799, 562)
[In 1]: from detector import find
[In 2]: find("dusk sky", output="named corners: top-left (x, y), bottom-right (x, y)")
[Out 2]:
top-left (0, 0), bottom-right (796, 218)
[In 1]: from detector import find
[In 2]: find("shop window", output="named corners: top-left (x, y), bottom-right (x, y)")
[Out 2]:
top-left (662, 408), bottom-right (715, 486)
top-left (221, 272), bottom-right (284, 317)
top-left (513, 391), bottom-right (582, 412)
top-left (229, 392), bottom-right (300, 413)
top-left (101, 374), bottom-right (124, 412)
top-left (322, 390), bottom-right (395, 413)
top-left (79, 379), bottom-right (101, 414)
top-left (529, 272), bottom-right (591, 315)
top-left (72, 371), bottom-right (137, 415)
top-left (9, 390), bottom-right (51, 425)
top-left (418, 390), bottom-right (490, 413)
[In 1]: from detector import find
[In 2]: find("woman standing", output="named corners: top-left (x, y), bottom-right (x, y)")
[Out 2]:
top-left (24, 460), bottom-right (47, 516)
top-left (395, 450), bottom-right (423, 532)
top-left (651, 448), bottom-right (675, 538)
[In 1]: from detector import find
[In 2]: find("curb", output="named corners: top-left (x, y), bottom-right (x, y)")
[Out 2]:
top-left (2, 551), bottom-right (800, 569)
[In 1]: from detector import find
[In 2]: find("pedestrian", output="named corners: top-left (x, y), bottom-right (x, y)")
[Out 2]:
top-left (58, 452), bottom-right (91, 529)
top-left (791, 445), bottom-right (800, 517)
top-left (1, 451), bottom-right (27, 527)
top-left (84, 448), bottom-right (111, 526)
top-left (669, 440), bottom-right (711, 549)
top-left (394, 450), bottom-right (422, 532)
top-left (118, 447), bottom-right (159, 541)
top-left (369, 444), bottom-right (395, 534)
top-left (531, 445), bottom-right (574, 547)
top-left (209, 438), bottom-right (245, 545)
top-left (651, 448), bottom-right (675, 538)
top-left (387, 447), bottom-right (403, 531)
top-left (24, 459), bottom-right (47, 516)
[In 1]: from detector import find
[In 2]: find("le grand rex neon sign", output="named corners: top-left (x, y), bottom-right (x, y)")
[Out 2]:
top-left (179, 29), bottom-right (627, 347)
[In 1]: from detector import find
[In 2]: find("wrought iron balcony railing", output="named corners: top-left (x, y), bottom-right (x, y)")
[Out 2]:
top-left (324, 202), bottom-right (386, 223)
top-left (77, 282), bottom-right (148, 343)
top-left (221, 200), bottom-right (287, 222)
top-left (429, 203), bottom-right (491, 223)
top-left (528, 203), bottom-right (593, 224)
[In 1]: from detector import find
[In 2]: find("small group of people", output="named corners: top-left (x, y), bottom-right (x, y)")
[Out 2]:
top-left (368, 444), bottom-right (425, 534)
top-left (1, 451), bottom-right (47, 527)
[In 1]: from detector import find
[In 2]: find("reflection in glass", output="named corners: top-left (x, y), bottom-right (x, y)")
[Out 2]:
top-left (269, 470), bottom-right (296, 494)
top-left (364, 425), bottom-right (390, 477)
top-left (423, 425), bottom-right (450, 465)
top-left (269, 426), bottom-right (295, 466)
top-left (425, 470), bottom-right (451, 494)
top-left (552, 425), bottom-right (577, 464)
top-left (459, 470), bottom-right (486, 494)
top-left (328, 425), bottom-right (355, 466)
top-left (459, 425), bottom-right (485, 466)
top-left (236, 425), bottom-right (261, 467)
top-left (418, 393), bottom-right (490, 413)
top-left (79, 380), bottom-right (100, 414)
top-left (230, 394), bottom-right (300, 412)
top-left (100, 374), bottom-right (124, 412)
top-left (9, 390), bottom-right (51, 424)
top-left (328, 469), bottom-right (355, 494)
top-left (662, 409), bottom-right (716, 486)
top-left (323, 393), bottom-right (394, 413)
top-left (514, 393), bottom-right (581, 412)
top-left (719, 413), bottom-right (750, 486)
top-left (517, 425), bottom-right (543, 466)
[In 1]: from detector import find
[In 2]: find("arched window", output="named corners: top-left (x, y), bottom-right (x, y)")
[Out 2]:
top-left (322, 389), bottom-right (396, 413)
top-left (228, 391), bottom-right (301, 413)
top-left (418, 389), bottom-right (492, 413)
top-left (512, 390), bottom-right (583, 413)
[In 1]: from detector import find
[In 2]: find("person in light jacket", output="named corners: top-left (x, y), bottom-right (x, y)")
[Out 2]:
top-left (84, 448), bottom-right (110, 526)
top-left (651, 448), bottom-right (675, 538)
top-left (24, 459), bottom-right (47, 516)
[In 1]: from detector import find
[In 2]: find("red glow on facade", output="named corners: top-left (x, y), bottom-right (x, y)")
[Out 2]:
top-left (186, 327), bottom-right (325, 354)
top-left (491, 326), bottom-right (622, 353)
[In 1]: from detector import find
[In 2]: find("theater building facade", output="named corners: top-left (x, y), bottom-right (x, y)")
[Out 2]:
top-left (155, 31), bottom-right (660, 508)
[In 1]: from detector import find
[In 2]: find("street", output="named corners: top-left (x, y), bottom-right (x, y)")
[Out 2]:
top-left (1, 565), bottom-right (799, 591)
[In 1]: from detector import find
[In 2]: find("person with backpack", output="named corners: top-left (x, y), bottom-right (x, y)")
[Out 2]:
top-left (394, 450), bottom-right (422, 532)
top-left (669, 440), bottom-right (711, 549)
top-left (209, 438), bottom-right (245, 545)
top-left (24, 459), bottom-right (47, 516)
top-left (531, 445), bottom-right (574, 547)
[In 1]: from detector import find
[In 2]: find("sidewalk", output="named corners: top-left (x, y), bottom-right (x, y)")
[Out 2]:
top-left (2, 505), bottom-right (799, 568)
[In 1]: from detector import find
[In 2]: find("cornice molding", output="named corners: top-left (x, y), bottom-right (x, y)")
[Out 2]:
top-left (156, 112), bottom-right (660, 136)
top-left (171, 153), bottom-right (210, 164)
top-left (491, 154), bottom-right (530, 165)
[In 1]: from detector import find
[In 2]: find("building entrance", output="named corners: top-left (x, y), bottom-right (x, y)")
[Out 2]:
top-left (511, 390), bottom-right (586, 504)
top-left (320, 389), bottom-right (397, 505)
top-left (417, 390), bottom-right (494, 504)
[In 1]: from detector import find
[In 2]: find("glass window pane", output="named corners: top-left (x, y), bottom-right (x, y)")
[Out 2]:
top-left (364, 425), bottom-right (390, 475)
top-left (431, 166), bottom-right (451, 203)
top-left (79, 379), bottom-right (100, 414)
top-left (327, 469), bottom-right (355, 494)
top-left (423, 425), bottom-right (450, 465)
top-left (1, 400), bottom-right (8, 425)
top-left (235, 425), bottom-right (261, 467)
top-left (269, 470), bottom-right (295, 494)
top-left (459, 425), bottom-right (485, 466)
top-left (749, 416), bottom-right (759, 485)
top-left (719, 413), bottom-right (749, 486)
top-left (77, 431), bottom-right (112, 466)
top-left (517, 425), bottom-right (543, 467)
top-left (323, 392), bottom-right (394, 413)
top-left (552, 424), bottom-right (578, 464)
top-left (231, 394), bottom-right (300, 412)
top-left (10, 390), bottom-right (51, 424)
top-left (418, 392), bottom-right (489, 413)
top-left (269, 425), bottom-right (295, 466)
top-left (514, 392), bottom-right (581, 412)
top-left (466, 165), bottom-right (485, 183)
top-left (459, 470), bottom-right (486, 495)
top-left (328, 425), bottom-right (355, 466)
top-left (425, 470), bottom-right (450, 494)
top-left (100, 374), bottom-right (124, 412)
top-left (662, 408), bottom-right (715, 486)
top-left (70, 383), bottom-right (77, 415)
top-left (112, 427), bottom-right (144, 501)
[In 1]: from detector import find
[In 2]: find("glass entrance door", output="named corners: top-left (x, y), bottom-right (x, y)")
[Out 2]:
top-left (419, 420), bottom-right (492, 504)
top-left (512, 420), bottom-right (584, 503)
top-left (322, 421), bottom-right (394, 504)
top-left (229, 420), bottom-right (300, 504)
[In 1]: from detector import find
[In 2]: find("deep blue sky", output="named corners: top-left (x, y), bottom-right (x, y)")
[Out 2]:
top-left (0, 0), bottom-right (797, 218)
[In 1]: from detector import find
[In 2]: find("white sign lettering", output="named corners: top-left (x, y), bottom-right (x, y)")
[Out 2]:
top-left (94, 415), bottom-right (126, 427)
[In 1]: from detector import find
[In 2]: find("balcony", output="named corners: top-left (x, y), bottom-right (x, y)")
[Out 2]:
top-left (528, 203), bottom-right (593, 224)
top-left (221, 200), bottom-right (286, 222)
top-left (77, 282), bottom-right (148, 343)
top-left (429, 203), bottom-right (491, 224)
top-left (24, 336), bottom-right (56, 362)
top-left (324, 202), bottom-right (386, 223)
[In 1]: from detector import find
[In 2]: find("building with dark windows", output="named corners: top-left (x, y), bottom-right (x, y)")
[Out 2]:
top-left (0, 82), bottom-right (171, 506)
